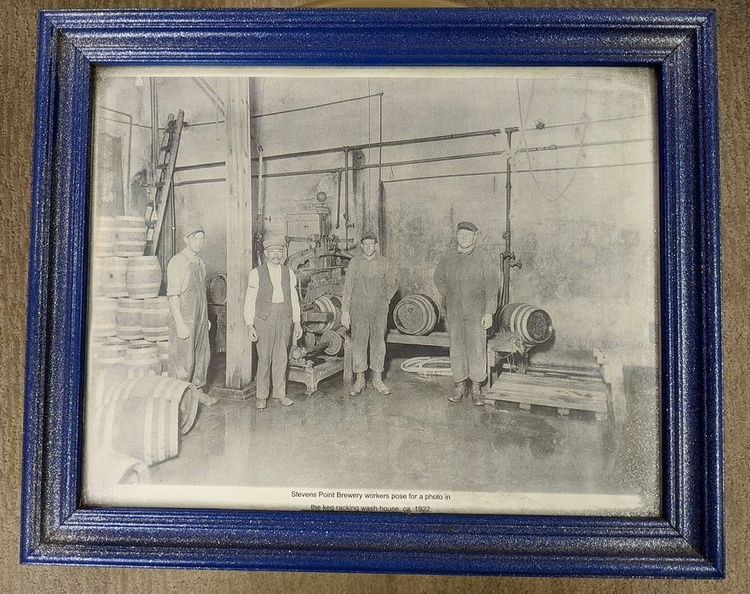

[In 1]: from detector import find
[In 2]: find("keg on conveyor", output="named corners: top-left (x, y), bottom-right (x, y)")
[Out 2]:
top-left (305, 294), bottom-right (343, 333)
top-left (498, 302), bottom-right (553, 346)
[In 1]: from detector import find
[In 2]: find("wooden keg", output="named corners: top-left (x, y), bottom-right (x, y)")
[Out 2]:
top-left (97, 450), bottom-right (151, 486)
top-left (307, 294), bottom-right (343, 332)
top-left (126, 256), bottom-right (162, 299)
top-left (392, 294), bottom-right (439, 336)
top-left (98, 375), bottom-right (199, 451)
top-left (498, 302), bottom-right (554, 345)
top-left (114, 215), bottom-right (147, 257)
top-left (90, 297), bottom-right (118, 339)
top-left (208, 274), bottom-right (227, 305)
top-left (124, 341), bottom-right (162, 378)
top-left (102, 395), bottom-right (180, 466)
top-left (116, 298), bottom-right (144, 340)
top-left (99, 256), bottom-right (129, 298)
top-left (93, 216), bottom-right (117, 256)
top-left (87, 366), bottom-right (129, 411)
top-left (90, 374), bottom-right (198, 437)
top-left (142, 297), bottom-right (170, 342)
top-left (90, 256), bottom-right (108, 296)
top-left (93, 337), bottom-right (127, 368)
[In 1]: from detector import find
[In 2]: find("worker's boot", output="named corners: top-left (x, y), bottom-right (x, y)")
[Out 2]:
top-left (448, 379), bottom-right (467, 403)
top-left (349, 373), bottom-right (366, 396)
top-left (470, 380), bottom-right (484, 406)
top-left (197, 389), bottom-right (219, 406)
top-left (372, 372), bottom-right (392, 395)
top-left (276, 395), bottom-right (294, 407)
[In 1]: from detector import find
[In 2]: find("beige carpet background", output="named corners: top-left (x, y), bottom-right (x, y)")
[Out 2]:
top-left (1, 1), bottom-right (747, 592)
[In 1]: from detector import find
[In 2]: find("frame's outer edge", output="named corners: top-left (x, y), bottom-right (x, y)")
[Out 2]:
top-left (658, 11), bottom-right (724, 577)
top-left (21, 8), bottom-right (724, 578)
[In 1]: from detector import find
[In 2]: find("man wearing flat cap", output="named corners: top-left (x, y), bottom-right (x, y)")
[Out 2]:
top-left (433, 221), bottom-right (500, 406)
top-left (341, 230), bottom-right (397, 396)
top-left (244, 234), bottom-right (303, 410)
top-left (167, 222), bottom-right (217, 405)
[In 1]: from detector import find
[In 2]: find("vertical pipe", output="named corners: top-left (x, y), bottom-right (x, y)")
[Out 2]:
top-left (256, 144), bottom-right (265, 265)
top-left (501, 127), bottom-right (517, 308)
top-left (343, 148), bottom-right (350, 241)
top-left (169, 186), bottom-right (176, 259)
top-left (149, 78), bottom-right (159, 179)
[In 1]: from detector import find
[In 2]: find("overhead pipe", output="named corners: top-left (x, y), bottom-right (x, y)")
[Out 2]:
top-left (170, 135), bottom-right (651, 183)
top-left (251, 92), bottom-right (383, 120)
top-left (251, 137), bottom-right (650, 180)
top-left (171, 160), bottom-right (657, 189)
top-left (171, 134), bottom-right (649, 180)
top-left (380, 160), bottom-right (656, 185)
top-left (252, 113), bottom-right (647, 164)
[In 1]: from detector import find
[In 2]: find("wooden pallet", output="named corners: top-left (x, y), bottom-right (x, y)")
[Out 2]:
top-left (484, 372), bottom-right (609, 420)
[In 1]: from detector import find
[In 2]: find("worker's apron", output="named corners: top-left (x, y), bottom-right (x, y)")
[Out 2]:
top-left (168, 258), bottom-right (210, 390)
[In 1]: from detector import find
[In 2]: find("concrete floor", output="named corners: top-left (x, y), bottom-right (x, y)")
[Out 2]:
top-left (149, 347), bottom-right (656, 508)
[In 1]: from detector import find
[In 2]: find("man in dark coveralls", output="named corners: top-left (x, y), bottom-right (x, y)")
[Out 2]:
top-left (433, 221), bottom-right (499, 406)
top-left (167, 222), bottom-right (218, 405)
top-left (244, 235), bottom-right (303, 410)
top-left (341, 231), bottom-right (397, 396)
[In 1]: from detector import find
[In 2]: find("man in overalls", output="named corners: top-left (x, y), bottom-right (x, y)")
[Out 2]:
top-left (341, 231), bottom-right (397, 396)
top-left (244, 235), bottom-right (303, 410)
top-left (167, 222), bottom-right (218, 405)
top-left (433, 221), bottom-right (499, 406)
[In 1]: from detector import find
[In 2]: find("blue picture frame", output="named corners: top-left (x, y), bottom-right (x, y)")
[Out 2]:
top-left (21, 8), bottom-right (723, 577)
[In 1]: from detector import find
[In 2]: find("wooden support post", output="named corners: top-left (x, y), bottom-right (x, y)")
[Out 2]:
top-left (210, 79), bottom-right (255, 401)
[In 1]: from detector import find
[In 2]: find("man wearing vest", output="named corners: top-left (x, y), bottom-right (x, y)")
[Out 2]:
top-left (244, 235), bottom-right (303, 410)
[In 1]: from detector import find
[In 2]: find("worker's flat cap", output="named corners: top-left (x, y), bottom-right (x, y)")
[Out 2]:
top-left (263, 235), bottom-right (286, 249)
top-left (457, 221), bottom-right (478, 232)
top-left (360, 230), bottom-right (378, 242)
top-left (183, 222), bottom-right (205, 237)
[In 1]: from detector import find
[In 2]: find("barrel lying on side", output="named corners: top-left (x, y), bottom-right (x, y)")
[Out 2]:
top-left (101, 395), bottom-right (180, 466)
top-left (95, 450), bottom-right (151, 486)
top-left (498, 302), bottom-right (554, 345)
top-left (94, 375), bottom-right (200, 466)
top-left (392, 294), bottom-right (439, 336)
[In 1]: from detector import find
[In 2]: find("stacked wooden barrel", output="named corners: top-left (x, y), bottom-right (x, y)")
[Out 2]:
top-left (86, 215), bottom-right (197, 475)
top-left (90, 216), bottom-right (171, 381)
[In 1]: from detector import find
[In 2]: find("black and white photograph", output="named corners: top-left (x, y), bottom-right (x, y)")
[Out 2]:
top-left (82, 67), bottom-right (660, 516)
